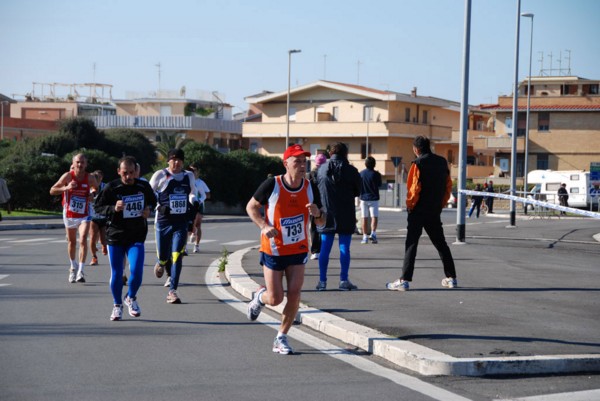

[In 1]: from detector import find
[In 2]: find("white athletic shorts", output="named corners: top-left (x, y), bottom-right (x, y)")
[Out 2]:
top-left (63, 208), bottom-right (91, 229)
top-left (360, 200), bottom-right (379, 218)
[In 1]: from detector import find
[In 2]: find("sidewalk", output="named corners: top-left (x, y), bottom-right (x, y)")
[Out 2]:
top-left (227, 211), bottom-right (600, 376)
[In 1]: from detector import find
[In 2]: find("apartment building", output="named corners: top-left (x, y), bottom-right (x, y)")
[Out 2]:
top-left (476, 76), bottom-right (600, 178)
top-left (243, 80), bottom-right (489, 182)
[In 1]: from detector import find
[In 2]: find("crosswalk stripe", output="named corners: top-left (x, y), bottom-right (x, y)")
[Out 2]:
top-left (222, 240), bottom-right (257, 246)
top-left (9, 238), bottom-right (55, 243)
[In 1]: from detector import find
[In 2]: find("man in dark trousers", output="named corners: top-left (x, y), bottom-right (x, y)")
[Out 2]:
top-left (386, 136), bottom-right (457, 291)
top-left (557, 183), bottom-right (569, 215)
top-left (485, 180), bottom-right (495, 213)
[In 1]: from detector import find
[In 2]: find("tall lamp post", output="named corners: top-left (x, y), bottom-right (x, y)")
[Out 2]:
top-left (522, 12), bottom-right (534, 214)
top-left (0, 101), bottom-right (8, 141)
top-left (286, 49), bottom-right (301, 150)
top-left (509, 0), bottom-right (522, 227)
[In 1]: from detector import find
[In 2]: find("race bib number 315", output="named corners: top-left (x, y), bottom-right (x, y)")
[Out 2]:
top-left (68, 195), bottom-right (86, 214)
top-left (123, 194), bottom-right (144, 219)
top-left (280, 214), bottom-right (305, 245)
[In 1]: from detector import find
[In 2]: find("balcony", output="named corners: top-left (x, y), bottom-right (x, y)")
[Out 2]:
top-left (92, 115), bottom-right (241, 134)
top-left (473, 135), bottom-right (525, 153)
top-left (243, 120), bottom-right (451, 139)
top-left (450, 129), bottom-right (496, 143)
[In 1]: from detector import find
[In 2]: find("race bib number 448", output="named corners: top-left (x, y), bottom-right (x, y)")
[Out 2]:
top-left (280, 214), bottom-right (305, 245)
top-left (123, 194), bottom-right (145, 219)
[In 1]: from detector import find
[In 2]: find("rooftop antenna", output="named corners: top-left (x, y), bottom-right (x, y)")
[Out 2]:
top-left (557, 51), bottom-right (563, 76)
top-left (538, 51), bottom-right (544, 76)
top-left (155, 62), bottom-right (161, 97)
top-left (564, 49), bottom-right (572, 75)
top-left (356, 59), bottom-right (361, 85)
top-left (547, 52), bottom-right (553, 76)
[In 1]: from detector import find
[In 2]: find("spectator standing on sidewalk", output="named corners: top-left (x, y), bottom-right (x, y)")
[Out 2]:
top-left (557, 183), bottom-right (569, 215)
top-left (359, 156), bottom-right (382, 244)
top-left (468, 184), bottom-right (484, 218)
top-left (94, 156), bottom-right (156, 321)
top-left (246, 144), bottom-right (325, 355)
top-left (308, 153), bottom-right (327, 260)
top-left (0, 176), bottom-right (11, 221)
top-left (316, 142), bottom-right (361, 291)
top-left (485, 180), bottom-right (495, 213)
top-left (386, 136), bottom-right (457, 291)
top-left (50, 153), bottom-right (98, 284)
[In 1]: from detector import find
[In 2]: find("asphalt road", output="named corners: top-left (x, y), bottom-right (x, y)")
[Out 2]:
top-left (1, 214), bottom-right (599, 400)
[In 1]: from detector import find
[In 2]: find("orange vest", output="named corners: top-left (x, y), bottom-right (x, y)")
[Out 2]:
top-left (260, 175), bottom-right (314, 256)
top-left (63, 171), bottom-right (91, 218)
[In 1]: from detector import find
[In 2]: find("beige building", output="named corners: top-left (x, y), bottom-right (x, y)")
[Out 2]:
top-left (477, 76), bottom-right (600, 178)
top-left (94, 95), bottom-right (243, 152)
top-left (243, 80), bottom-right (490, 182)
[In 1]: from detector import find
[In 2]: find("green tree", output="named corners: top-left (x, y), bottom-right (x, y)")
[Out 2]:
top-left (155, 132), bottom-right (194, 160)
top-left (103, 128), bottom-right (156, 175)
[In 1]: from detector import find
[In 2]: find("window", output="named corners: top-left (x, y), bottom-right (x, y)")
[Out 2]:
top-left (536, 154), bottom-right (549, 170)
top-left (517, 112), bottom-right (526, 136)
top-left (288, 107), bottom-right (296, 122)
top-left (538, 112), bottom-right (550, 131)
top-left (505, 117), bottom-right (512, 136)
top-left (363, 105), bottom-right (373, 122)
top-left (422, 110), bottom-right (428, 124)
top-left (589, 84), bottom-right (599, 95)
top-left (361, 143), bottom-right (371, 159)
top-left (332, 106), bottom-right (339, 121)
top-left (570, 174), bottom-right (580, 181)
top-left (405, 108), bottom-right (411, 122)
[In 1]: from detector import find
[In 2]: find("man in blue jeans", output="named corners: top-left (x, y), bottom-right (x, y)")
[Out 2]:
top-left (149, 149), bottom-right (198, 304)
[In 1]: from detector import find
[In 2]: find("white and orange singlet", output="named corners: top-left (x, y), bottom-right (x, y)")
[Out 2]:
top-left (260, 176), bottom-right (314, 257)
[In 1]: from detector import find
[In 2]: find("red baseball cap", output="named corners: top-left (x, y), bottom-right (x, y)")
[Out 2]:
top-left (283, 144), bottom-right (311, 160)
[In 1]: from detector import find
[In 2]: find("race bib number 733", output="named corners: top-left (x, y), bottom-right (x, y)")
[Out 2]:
top-left (279, 214), bottom-right (305, 245)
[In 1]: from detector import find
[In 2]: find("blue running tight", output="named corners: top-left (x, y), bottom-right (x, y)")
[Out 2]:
top-left (108, 243), bottom-right (144, 305)
top-left (318, 233), bottom-right (352, 282)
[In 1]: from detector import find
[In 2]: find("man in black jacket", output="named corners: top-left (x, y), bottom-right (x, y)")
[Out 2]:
top-left (316, 142), bottom-right (362, 291)
top-left (386, 136), bottom-right (457, 291)
top-left (94, 156), bottom-right (157, 320)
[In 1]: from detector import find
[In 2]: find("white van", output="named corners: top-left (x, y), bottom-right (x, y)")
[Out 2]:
top-left (527, 170), bottom-right (599, 208)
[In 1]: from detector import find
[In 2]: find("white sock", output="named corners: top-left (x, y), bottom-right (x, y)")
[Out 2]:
top-left (258, 292), bottom-right (265, 306)
top-left (371, 230), bottom-right (376, 235)
top-left (78, 262), bottom-right (84, 273)
top-left (277, 331), bottom-right (286, 338)
top-left (70, 260), bottom-right (77, 270)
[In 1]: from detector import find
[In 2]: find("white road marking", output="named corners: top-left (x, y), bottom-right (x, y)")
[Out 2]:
top-left (222, 240), bottom-right (257, 246)
top-left (9, 238), bottom-right (55, 243)
top-left (0, 274), bottom-right (11, 287)
top-left (205, 261), bottom-right (472, 401)
top-left (494, 389), bottom-right (600, 401)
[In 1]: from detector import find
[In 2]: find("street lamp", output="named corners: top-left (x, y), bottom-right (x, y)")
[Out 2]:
top-left (286, 49), bottom-right (301, 150)
top-left (0, 101), bottom-right (8, 141)
top-left (521, 12), bottom-right (534, 214)
top-left (509, 0), bottom-right (522, 227)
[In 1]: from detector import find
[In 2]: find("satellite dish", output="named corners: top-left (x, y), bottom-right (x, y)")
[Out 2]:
top-left (180, 86), bottom-right (186, 97)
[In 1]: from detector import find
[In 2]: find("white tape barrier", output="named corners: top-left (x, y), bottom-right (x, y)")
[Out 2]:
top-left (459, 190), bottom-right (600, 219)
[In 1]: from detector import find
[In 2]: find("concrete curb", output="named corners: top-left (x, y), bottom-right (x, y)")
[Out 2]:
top-left (225, 246), bottom-right (600, 377)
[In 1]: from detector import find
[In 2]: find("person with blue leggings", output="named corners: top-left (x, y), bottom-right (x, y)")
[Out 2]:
top-left (316, 142), bottom-right (362, 291)
top-left (94, 156), bottom-right (156, 321)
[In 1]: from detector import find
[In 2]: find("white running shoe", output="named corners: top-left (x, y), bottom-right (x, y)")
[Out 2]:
top-left (68, 270), bottom-right (76, 283)
top-left (441, 277), bottom-right (458, 288)
top-left (164, 276), bottom-right (172, 287)
top-left (110, 304), bottom-right (123, 321)
top-left (272, 335), bottom-right (293, 355)
top-left (310, 253), bottom-right (319, 260)
top-left (386, 279), bottom-right (409, 291)
top-left (193, 244), bottom-right (200, 253)
top-left (247, 287), bottom-right (266, 321)
top-left (124, 295), bottom-right (141, 317)
top-left (76, 271), bottom-right (85, 283)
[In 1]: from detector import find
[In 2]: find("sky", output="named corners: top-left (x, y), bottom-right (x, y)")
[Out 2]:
top-left (1, 0), bottom-right (599, 112)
